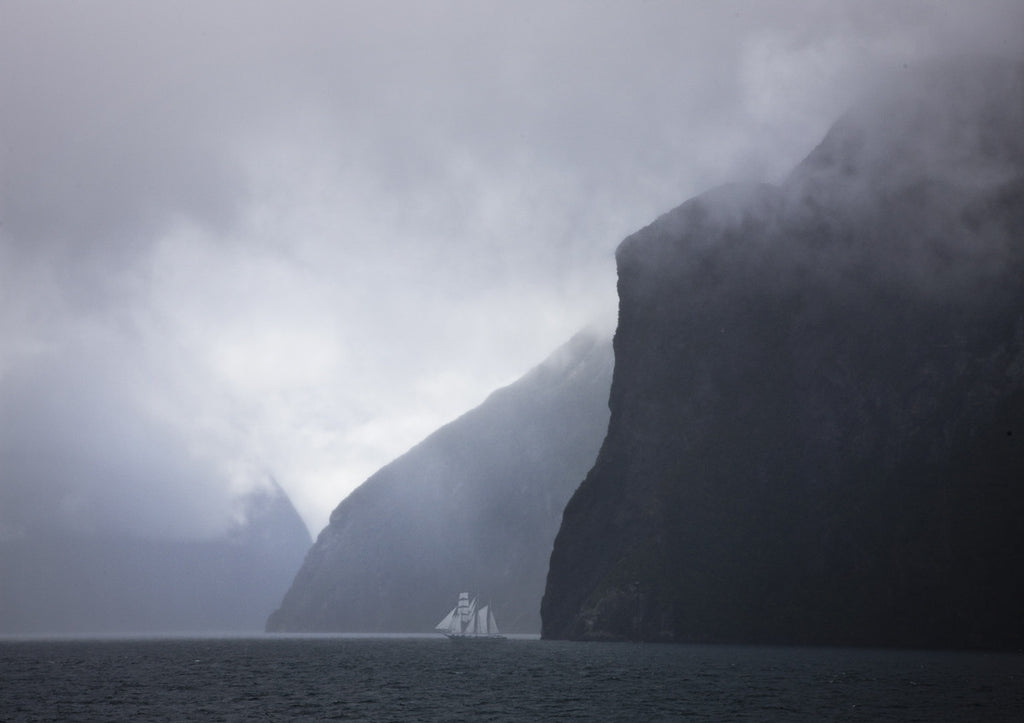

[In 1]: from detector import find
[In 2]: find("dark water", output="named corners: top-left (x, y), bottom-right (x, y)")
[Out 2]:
top-left (2, 635), bottom-right (1023, 721)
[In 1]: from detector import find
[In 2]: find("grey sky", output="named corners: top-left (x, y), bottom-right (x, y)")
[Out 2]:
top-left (2, 1), bottom-right (1022, 536)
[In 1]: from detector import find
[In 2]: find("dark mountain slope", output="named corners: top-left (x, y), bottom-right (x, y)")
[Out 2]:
top-left (267, 331), bottom-right (613, 633)
top-left (541, 58), bottom-right (1024, 649)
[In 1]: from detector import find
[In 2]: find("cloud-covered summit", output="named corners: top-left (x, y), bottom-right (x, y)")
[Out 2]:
top-left (2, 1), bottom-right (1022, 539)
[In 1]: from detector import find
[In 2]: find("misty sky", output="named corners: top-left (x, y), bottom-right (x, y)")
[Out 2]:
top-left (2, 1), bottom-right (1022, 539)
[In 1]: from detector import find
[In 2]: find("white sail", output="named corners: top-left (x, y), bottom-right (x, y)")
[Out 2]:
top-left (458, 593), bottom-right (472, 630)
top-left (435, 606), bottom-right (458, 631)
top-left (437, 592), bottom-right (505, 639)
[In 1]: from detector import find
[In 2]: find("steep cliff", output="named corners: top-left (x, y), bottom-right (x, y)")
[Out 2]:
top-left (542, 58), bottom-right (1024, 649)
top-left (267, 331), bottom-right (612, 633)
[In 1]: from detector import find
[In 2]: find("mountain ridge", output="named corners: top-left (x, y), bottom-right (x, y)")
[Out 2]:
top-left (267, 330), bottom-right (613, 633)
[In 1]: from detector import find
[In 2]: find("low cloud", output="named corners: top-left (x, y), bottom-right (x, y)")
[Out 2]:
top-left (2, 1), bottom-right (1021, 537)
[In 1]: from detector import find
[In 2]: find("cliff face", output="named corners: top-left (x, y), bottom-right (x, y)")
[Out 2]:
top-left (266, 332), bottom-right (612, 633)
top-left (0, 481), bottom-right (311, 634)
top-left (542, 58), bottom-right (1024, 649)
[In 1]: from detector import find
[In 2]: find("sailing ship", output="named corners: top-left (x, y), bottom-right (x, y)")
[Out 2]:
top-left (435, 592), bottom-right (506, 640)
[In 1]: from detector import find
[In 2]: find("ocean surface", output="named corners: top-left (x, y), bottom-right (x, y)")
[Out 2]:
top-left (2, 634), bottom-right (1023, 721)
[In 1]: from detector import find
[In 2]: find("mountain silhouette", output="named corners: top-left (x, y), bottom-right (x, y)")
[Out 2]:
top-left (267, 331), bottom-right (612, 633)
top-left (542, 57), bottom-right (1024, 650)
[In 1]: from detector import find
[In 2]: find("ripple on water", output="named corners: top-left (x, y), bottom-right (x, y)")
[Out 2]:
top-left (2, 636), bottom-right (1023, 721)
